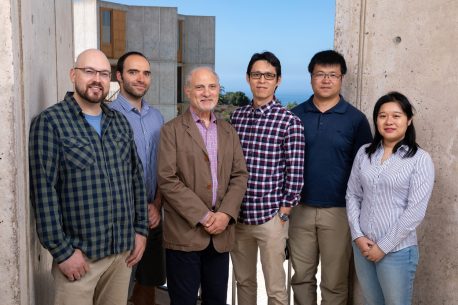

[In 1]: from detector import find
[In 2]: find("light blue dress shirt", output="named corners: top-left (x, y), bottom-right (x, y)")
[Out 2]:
top-left (109, 94), bottom-right (164, 202)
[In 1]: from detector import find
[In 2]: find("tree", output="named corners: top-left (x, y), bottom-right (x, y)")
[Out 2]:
top-left (220, 91), bottom-right (250, 107)
top-left (285, 101), bottom-right (298, 110)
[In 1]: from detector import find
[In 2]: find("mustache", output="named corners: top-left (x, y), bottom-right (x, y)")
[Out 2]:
top-left (88, 81), bottom-right (103, 88)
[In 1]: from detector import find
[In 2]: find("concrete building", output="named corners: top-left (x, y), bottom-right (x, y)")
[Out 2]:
top-left (335, 0), bottom-right (458, 304)
top-left (0, 0), bottom-right (457, 304)
top-left (97, 1), bottom-right (215, 120)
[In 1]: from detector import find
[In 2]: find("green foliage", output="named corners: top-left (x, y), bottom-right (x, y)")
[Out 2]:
top-left (219, 91), bottom-right (250, 107)
top-left (285, 101), bottom-right (298, 110)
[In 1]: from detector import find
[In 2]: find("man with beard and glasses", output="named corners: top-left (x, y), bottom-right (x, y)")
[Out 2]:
top-left (109, 51), bottom-right (165, 305)
top-left (29, 49), bottom-right (148, 305)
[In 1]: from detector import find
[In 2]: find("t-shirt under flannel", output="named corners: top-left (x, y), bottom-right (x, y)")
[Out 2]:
top-left (231, 100), bottom-right (305, 225)
top-left (29, 92), bottom-right (148, 263)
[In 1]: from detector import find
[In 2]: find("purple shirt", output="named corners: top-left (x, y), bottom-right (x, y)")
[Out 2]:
top-left (190, 110), bottom-right (218, 207)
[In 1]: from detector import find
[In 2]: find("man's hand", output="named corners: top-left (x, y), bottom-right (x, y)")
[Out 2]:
top-left (58, 249), bottom-right (89, 281)
top-left (355, 236), bottom-right (375, 253)
top-left (365, 244), bottom-right (385, 262)
top-left (204, 212), bottom-right (230, 235)
top-left (279, 207), bottom-right (292, 225)
top-left (126, 233), bottom-right (147, 267)
top-left (147, 203), bottom-right (161, 229)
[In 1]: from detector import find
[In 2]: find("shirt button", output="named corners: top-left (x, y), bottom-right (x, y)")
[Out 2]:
top-left (207, 183), bottom-right (212, 190)
top-left (204, 155), bottom-right (209, 162)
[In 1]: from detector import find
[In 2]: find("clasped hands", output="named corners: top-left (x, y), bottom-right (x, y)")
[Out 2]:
top-left (202, 211), bottom-right (230, 235)
top-left (355, 236), bottom-right (385, 263)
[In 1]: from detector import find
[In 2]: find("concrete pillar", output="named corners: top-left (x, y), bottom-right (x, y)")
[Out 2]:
top-left (0, 0), bottom-right (74, 304)
top-left (0, 1), bottom-right (30, 304)
top-left (335, 0), bottom-right (458, 304)
top-left (73, 0), bottom-right (98, 58)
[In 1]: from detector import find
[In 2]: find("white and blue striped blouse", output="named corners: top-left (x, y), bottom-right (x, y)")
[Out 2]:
top-left (346, 144), bottom-right (435, 254)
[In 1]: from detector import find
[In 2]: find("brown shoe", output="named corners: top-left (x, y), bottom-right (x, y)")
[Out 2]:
top-left (129, 283), bottom-right (156, 305)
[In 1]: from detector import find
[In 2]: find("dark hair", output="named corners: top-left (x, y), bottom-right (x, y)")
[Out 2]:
top-left (246, 51), bottom-right (281, 78)
top-left (365, 91), bottom-right (418, 159)
top-left (308, 50), bottom-right (347, 75)
top-left (116, 51), bottom-right (148, 74)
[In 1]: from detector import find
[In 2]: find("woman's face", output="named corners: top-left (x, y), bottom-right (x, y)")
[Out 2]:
top-left (376, 101), bottom-right (412, 145)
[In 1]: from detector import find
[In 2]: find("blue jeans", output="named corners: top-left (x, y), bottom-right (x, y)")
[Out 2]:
top-left (352, 243), bottom-right (419, 305)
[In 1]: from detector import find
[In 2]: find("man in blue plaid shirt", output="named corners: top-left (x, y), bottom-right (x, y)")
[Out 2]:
top-left (230, 51), bottom-right (305, 305)
top-left (29, 49), bottom-right (148, 305)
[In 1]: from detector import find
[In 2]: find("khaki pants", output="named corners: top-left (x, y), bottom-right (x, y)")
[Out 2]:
top-left (52, 251), bottom-right (132, 305)
top-left (231, 215), bottom-right (289, 305)
top-left (289, 205), bottom-right (351, 305)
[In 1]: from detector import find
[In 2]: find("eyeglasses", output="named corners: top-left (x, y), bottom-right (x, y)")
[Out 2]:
top-left (311, 72), bottom-right (342, 81)
top-left (74, 67), bottom-right (112, 80)
top-left (250, 72), bottom-right (277, 80)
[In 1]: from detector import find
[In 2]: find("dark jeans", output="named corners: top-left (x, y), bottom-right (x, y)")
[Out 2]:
top-left (166, 240), bottom-right (229, 305)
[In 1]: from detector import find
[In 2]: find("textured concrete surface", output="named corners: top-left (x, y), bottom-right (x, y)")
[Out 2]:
top-left (0, 1), bottom-right (74, 304)
top-left (73, 0), bottom-right (97, 58)
top-left (0, 0), bottom-right (23, 304)
top-left (335, 0), bottom-right (458, 304)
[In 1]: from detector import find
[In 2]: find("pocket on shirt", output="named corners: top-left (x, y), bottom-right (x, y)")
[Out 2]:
top-left (62, 136), bottom-right (95, 170)
top-left (110, 134), bottom-right (131, 161)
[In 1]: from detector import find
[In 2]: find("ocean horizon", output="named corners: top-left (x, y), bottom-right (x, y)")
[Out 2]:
top-left (275, 92), bottom-right (311, 105)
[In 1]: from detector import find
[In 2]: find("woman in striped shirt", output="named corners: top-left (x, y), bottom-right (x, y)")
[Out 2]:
top-left (346, 91), bottom-right (435, 305)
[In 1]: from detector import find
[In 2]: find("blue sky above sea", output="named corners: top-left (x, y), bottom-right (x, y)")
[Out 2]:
top-left (110, 0), bottom-right (335, 104)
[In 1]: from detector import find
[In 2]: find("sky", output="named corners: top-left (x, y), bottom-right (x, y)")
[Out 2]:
top-left (109, 0), bottom-right (335, 103)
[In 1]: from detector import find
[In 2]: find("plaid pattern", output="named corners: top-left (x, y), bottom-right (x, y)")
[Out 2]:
top-left (231, 100), bottom-right (305, 224)
top-left (29, 92), bottom-right (148, 263)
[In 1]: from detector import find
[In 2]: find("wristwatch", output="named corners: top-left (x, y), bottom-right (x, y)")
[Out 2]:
top-left (278, 211), bottom-right (290, 222)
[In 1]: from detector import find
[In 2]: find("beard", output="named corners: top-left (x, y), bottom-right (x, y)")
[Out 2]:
top-left (75, 81), bottom-right (108, 104)
top-left (121, 79), bottom-right (149, 99)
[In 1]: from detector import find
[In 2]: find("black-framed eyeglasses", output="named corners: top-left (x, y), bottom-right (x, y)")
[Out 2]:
top-left (311, 72), bottom-right (342, 81)
top-left (74, 67), bottom-right (112, 80)
top-left (250, 72), bottom-right (277, 80)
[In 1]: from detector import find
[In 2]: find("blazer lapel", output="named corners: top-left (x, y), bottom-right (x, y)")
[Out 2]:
top-left (183, 110), bottom-right (208, 156)
top-left (217, 119), bottom-right (230, 175)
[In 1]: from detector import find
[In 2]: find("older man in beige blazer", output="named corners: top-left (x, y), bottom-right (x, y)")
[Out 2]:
top-left (157, 66), bottom-right (248, 305)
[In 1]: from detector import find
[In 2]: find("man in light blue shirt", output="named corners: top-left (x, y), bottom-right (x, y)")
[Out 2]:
top-left (109, 51), bottom-right (164, 305)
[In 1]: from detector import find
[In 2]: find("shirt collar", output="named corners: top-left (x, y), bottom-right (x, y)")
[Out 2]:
top-left (376, 142), bottom-right (410, 155)
top-left (250, 98), bottom-right (279, 115)
top-left (65, 91), bottom-right (114, 118)
top-left (303, 95), bottom-right (348, 114)
top-left (116, 93), bottom-right (149, 113)
top-left (190, 108), bottom-right (217, 124)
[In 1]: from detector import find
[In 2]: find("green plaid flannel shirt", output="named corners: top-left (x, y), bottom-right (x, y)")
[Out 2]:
top-left (29, 92), bottom-right (148, 263)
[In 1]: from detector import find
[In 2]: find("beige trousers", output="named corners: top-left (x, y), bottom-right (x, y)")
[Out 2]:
top-left (289, 205), bottom-right (352, 305)
top-left (52, 251), bottom-right (132, 305)
top-left (231, 215), bottom-right (289, 305)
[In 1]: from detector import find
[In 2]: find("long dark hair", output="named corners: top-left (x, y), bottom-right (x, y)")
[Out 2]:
top-left (365, 91), bottom-right (418, 159)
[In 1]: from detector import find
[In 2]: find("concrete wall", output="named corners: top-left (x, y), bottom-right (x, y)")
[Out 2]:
top-left (335, 0), bottom-right (458, 304)
top-left (73, 0), bottom-right (98, 58)
top-left (181, 15), bottom-right (216, 102)
top-left (0, 0), bottom-right (74, 304)
top-left (103, 2), bottom-right (179, 121)
top-left (182, 15), bottom-right (216, 66)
